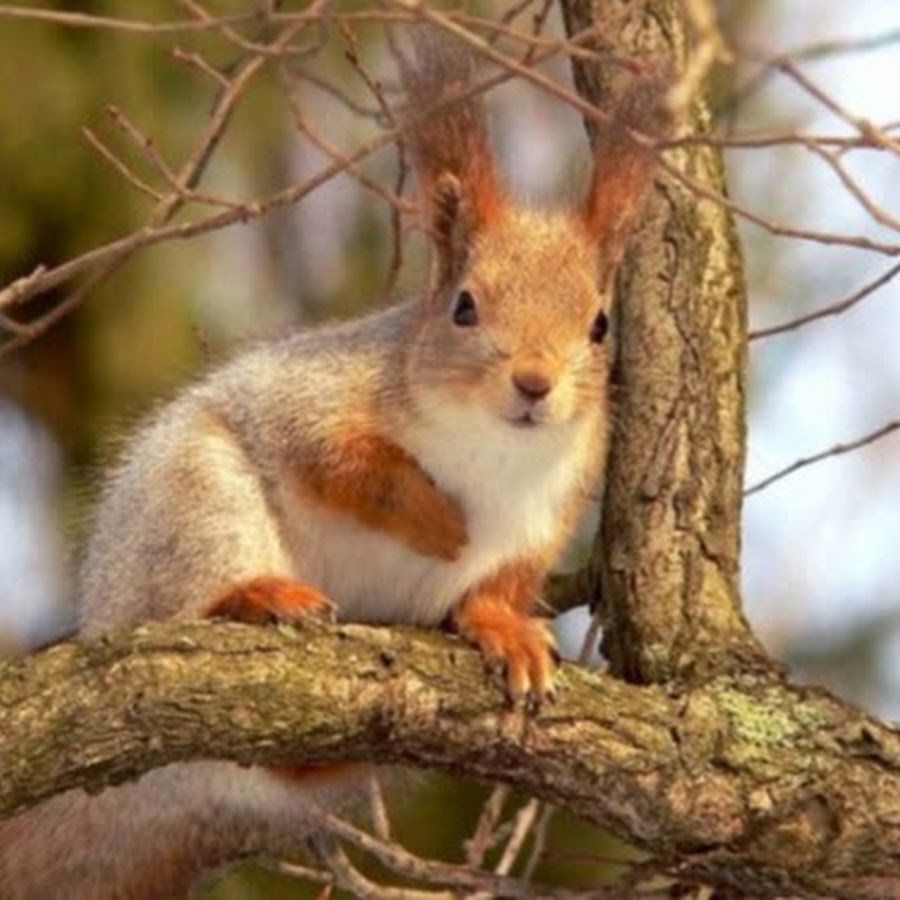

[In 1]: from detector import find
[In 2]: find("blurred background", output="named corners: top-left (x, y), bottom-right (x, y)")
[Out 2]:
top-left (1, 1), bottom-right (898, 895)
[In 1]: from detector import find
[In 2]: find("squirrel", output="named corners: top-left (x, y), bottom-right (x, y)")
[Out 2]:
top-left (0, 29), bottom-right (663, 900)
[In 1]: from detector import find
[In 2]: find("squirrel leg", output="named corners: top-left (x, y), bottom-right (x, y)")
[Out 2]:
top-left (206, 575), bottom-right (336, 625)
top-left (453, 562), bottom-right (558, 705)
top-left (207, 576), bottom-right (360, 785)
top-left (298, 432), bottom-right (468, 560)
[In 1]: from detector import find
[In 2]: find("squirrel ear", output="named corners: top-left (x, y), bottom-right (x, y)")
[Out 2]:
top-left (398, 28), bottom-right (504, 285)
top-left (581, 72), bottom-right (671, 283)
top-left (427, 172), bottom-right (480, 285)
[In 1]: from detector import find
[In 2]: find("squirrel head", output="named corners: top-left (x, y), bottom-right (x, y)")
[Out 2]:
top-left (398, 30), bottom-right (663, 432)
top-left (407, 206), bottom-right (611, 430)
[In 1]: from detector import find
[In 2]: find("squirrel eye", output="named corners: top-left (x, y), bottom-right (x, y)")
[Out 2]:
top-left (590, 310), bottom-right (609, 345)
top-left (451, 290), bottom-right (479, 327)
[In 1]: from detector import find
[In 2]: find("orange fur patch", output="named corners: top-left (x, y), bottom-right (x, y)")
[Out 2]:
top-left (297, 432), bottom-right (467, 560)
top-left (269, 762), bottom-right (370, 786)
top-left (206, 576), bottom-right (335, 624)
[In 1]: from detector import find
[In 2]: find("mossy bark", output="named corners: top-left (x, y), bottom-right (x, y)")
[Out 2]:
top-left (2, 622), bottom-right (900, 897)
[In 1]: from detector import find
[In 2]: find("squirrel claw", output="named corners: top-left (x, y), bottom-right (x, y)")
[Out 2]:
top-left (458, 609), bottom-right (559, 710)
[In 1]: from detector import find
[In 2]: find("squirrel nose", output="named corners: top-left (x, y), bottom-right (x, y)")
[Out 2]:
top-left (512, 370), bottom-right (553, 402)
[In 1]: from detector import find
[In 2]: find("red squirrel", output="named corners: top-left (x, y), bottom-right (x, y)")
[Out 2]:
top-left (0, 29), bottom-right (662, 900)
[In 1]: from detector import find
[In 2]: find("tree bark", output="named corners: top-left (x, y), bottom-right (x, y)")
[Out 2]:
top-left (562, 0), bottom-right (767, 683)
top-left (1, 621), bottom-right (900, 898)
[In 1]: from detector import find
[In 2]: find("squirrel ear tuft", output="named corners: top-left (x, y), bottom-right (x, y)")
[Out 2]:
top-left (581, 70), bottom-right (672, 279)
top-left (398, 28), bottom-right (503, 284)
top-left (428, 172), bottom-right (478, 285)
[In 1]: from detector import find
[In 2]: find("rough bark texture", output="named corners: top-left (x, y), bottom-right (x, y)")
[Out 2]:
top-left (1, 622), bottom-right (900, 897)
top-left (562, 0), bottom-right (767, 682)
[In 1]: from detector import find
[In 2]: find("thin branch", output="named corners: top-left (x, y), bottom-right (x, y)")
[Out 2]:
top-left (0, 5), bottom-right (261, 34)
top-left (80, 127), bottom-right (164, 202)
top-left (466, 786), bottom-right (511, 867)
top-left (264, 858), bottom-right (334, 887)
top-left (280, 74), bottom-right (412, 215)
top-left (321, 813), bottom-right (604, 899)
top-left (0, 23), bottom-right (599, 350)
top-left (776, 59), bottom-right (900, 157)
top-left (522, 805), bottom-right (556, 881)
top-left (802, 141), bottom-right (900, 231)
top-left (655, 154), bottom-right (900, 257)
top-left (494, 798), bottom-right (541, 876)
top-left (672, 126), bottom-right (900, 151)
top-left (311, 833), bottom-right (453, 900)
top-left (725, 28), bottom-right (900, 122)
top-left (750, 261), bottom-right (900, 340)
top-left (367, 774), bottom-right (392, 842)
top-left (170, 45), bottom-right (231, 89)
top-left (745, 420), bottom-right (900, 496)
top-left (339, 20), bottom-right (411, 304)
top-left (104, 105), bottom-right (181, 190)
top-left (758, 27), bottom-right (900, 65)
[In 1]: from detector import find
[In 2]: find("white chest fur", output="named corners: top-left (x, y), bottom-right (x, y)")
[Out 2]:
top-left (281, 403), bottom-right (589, 627)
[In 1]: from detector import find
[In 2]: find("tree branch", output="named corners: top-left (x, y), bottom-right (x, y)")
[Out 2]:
top-left (1, 620), bottom-right (900, 898)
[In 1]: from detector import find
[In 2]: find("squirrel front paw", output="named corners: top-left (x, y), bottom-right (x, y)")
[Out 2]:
top-left (455, 597), bottom-right (558, 706)
top-left (207, 575), bottom-right (337, 625)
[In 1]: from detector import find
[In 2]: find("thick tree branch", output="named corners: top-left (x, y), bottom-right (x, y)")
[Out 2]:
top-left (2, 621), bottom-right (900, 898)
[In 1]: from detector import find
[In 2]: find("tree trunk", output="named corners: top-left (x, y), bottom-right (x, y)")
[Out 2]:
top-left (562, 0), bottom-right (767, 683)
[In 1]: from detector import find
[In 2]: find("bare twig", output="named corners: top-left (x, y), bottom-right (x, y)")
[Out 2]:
top-left (750, 262), bottom-right (900, 340)
top-left (81, 127), bottom-right (164, 202)
top-left (745, 421), bottom-right (900, 496)
top-left (466, 785), bottom-right (511, 867)
top-left (170, 45), bottom-right (230, 89)
top-left (0, 4), bottom-right (260, 34)
top-left (656, 154), bottom-right (900, 257)
top-left (310, 833), bottom-right (453, 900)
top-left (802, 142), bottom-right (900, 231)
top-left (776, 59), bottom-right (900, 157)
top-left (339, 20), bottom-right (411, 303)
top-left (321, 813), bottom-right (606, 899)
top-left (522, 804), bottom-right (556, 881)
top-left (367, 774), bottom-right (392, 842)
top-left (725, 28), bottom-right (900, 122)
top-left (104, 105), bottom-right (180, 190)
top-left (495, 798), bottom-right (542, 876)
top-left (264, 857), bottom-right (334, 886)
